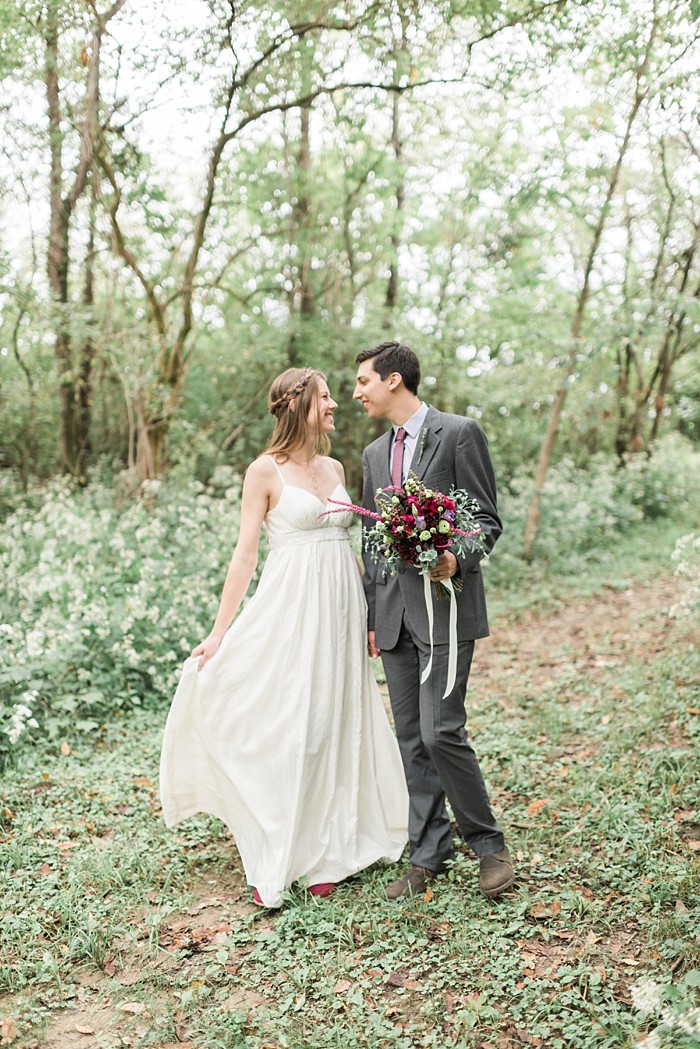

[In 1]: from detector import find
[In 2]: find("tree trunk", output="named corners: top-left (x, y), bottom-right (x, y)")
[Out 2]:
top-left (75, 182), bottom-right (97, 482)
top-left (44, 0), bottom-right (125, 477)
top-left (523, 15), bottom-right (657, 561)
top-left (384, 88), bottom-right (404, 319)
top-left (45, 0), bottom-right (78, 474)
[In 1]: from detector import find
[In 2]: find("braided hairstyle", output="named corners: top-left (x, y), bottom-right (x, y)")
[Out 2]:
top-left (264, 367), bottom-right (331, 461)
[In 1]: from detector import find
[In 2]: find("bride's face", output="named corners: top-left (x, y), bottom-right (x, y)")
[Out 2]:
top-left (308, 380), bottom-right (338, 435)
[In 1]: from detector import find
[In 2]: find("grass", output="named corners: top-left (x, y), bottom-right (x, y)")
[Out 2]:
top-left (1, 529), bottom-right (699, 1049)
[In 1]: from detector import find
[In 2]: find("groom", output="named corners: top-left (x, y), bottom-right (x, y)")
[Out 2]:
top-left (354, 341), bottom-right (513, 899)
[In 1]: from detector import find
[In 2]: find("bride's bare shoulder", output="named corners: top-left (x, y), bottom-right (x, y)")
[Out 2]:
top-left (326, 456), bottom-right (346, 484)
top-left (246, 455), bottom-right (279, 487)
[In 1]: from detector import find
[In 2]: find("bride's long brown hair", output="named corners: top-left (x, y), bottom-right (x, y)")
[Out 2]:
top-left (264, 367), bottom-right (331, 461)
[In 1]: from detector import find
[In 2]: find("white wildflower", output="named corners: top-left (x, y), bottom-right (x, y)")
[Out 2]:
top-left (631, 978), bottom-right (664, 1017)
top-left (4, 700), bottom-right (39, 744)
top-left (26, 629), bottom-right (45, 657)
top-left (676, 1006), bottom-right (700, 1036)
top-left (634, 1032), bottom-right (661, 1049)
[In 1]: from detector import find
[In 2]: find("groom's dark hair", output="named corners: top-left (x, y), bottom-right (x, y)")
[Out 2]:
top-left (355, 341), bottom-right (421, 394)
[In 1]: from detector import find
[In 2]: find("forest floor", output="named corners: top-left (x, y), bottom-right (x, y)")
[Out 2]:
top-left (2, 571), bottom-right (698, 1049)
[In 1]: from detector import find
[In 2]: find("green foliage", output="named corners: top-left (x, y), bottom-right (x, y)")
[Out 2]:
top-left (0, 472), bottom-right (255, 764)
top-left (671, 532), bottom-right (700, 621)
top-left (1, 0), bottom-right (698, 488)
top-left (489, 434), bottom-right (700, 585)
top-left (1, 531), bottom-right (697, 1047)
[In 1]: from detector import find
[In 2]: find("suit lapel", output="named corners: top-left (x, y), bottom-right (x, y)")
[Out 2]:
top-left (370, 431), bottom-right (393, 489)
top-left (409, 406), bottom-right (442, 480)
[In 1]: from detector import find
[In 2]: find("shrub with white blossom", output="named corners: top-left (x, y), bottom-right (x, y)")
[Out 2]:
top-left (631, 971), bottom-right (700, 1048)
top-left (0, 472), bottom-right (255, 762)
top-left (670, 532), bottom-right (700, 621)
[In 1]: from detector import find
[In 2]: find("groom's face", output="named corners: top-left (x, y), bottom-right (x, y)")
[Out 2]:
top-left (353, 361), bottom-right (394, 420)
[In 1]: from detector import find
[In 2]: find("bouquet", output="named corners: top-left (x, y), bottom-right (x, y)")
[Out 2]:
top-left (326, 471), bottom-right (485, 592)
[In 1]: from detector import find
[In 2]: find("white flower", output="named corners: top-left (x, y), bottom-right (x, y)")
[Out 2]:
top-left (26, 629), bottom-right (45, 657)
top-left (677, 1006), bottom-right (700, 1036)
top-left (631, 978), bottom-right (664, 1017)
top-left (634, 1032), bottom-right (661, 1049)
top-left (4, 700), bottom-right (39, 744)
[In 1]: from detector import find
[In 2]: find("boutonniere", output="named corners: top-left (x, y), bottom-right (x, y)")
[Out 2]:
top-left (417, 427), bottom-right (429, 464)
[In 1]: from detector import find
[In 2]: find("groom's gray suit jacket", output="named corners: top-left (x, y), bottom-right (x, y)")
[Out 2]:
top-left (361, 406), bottom-right (502, 651)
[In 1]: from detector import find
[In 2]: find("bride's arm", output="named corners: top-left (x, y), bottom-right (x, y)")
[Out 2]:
top-left (192, 458), bottom-right (275, 669)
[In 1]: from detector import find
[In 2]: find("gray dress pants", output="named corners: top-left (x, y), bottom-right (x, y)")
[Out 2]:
top-left (381, 615), bottom-right (504, 871)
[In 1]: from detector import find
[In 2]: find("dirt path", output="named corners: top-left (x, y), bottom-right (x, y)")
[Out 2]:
top-left (477, 575), bottom-right (686, 705)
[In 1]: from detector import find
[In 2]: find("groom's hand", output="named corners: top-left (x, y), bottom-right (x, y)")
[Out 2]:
top-left (368, 631), bottom-right (380, 659)
top-left (429, 551), bottom-right (458, 582)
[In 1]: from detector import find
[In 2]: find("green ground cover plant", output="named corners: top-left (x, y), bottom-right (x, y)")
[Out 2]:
top-left (1, 496), bottom-right (698, 1047)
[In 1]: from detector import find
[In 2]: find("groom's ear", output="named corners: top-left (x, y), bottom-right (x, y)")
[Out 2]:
top-left (387, 371), bottom-right (403, 391)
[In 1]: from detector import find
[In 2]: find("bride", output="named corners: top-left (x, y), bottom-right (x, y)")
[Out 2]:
top-left (159, 367), bottom-right (408, 907)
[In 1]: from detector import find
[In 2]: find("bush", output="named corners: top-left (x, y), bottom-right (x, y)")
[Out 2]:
top-left (491, 434), bottom-right (700, 582)
top-left (670, 532), bottom-right (700, 621)
top-left (0, 471), bottom-right (254, 763)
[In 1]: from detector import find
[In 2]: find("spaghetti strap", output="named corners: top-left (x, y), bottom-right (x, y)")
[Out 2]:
top-left (265, 455), bottom-right (286, 484)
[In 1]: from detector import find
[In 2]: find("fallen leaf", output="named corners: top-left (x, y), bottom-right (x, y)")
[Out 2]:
top-left (528, 899), bottom-right (562, 920)
top-left (527, 798), bottom-right (551, 816)
top-left (75, 1025), bottom-right (95, 1036)
top-left (60, 741), bottom-right (71, 756)
top-left (118, 1002), bottom-right (144, 1014)
top-left (116, 968), bottom-right (142, 986)
top-left (387, 972), bottom-right (406, 987)
top-left (132, 776), bottom-right (154, 789)
top-left (333, 980), bottom-right (351, 994)
top-left (37, 863), bottom-right (52, 876)
top-left (1, 1017), bottom-right (18, 1044)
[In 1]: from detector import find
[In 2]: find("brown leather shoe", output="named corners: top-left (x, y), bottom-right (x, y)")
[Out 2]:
top-left (385, 865), bottom-right (434, 900)
top-left (479, 847), bottom-right (514, 897)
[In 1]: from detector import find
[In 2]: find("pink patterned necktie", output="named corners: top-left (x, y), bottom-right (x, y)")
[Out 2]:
top-left (391, 426), bottom-right (406, 488)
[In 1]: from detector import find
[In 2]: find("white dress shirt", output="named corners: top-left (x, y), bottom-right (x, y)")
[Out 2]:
top-left (390, 402), bottom-right (429, 482)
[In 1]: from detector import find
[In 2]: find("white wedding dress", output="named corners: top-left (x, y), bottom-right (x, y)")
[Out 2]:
top-left (159, 464), bottom-right (408, 907)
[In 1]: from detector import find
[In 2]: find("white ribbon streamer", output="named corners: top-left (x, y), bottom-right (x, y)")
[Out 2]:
top-left (420, 573), bottom-right (434, 687)
top-left (419, 575), bottom-right (458, 699)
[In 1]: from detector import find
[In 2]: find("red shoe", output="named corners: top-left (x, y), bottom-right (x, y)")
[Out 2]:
top-left (308, 882), bottom-right (335, 898)
top-left (252, 888), bottom-right (265, 906)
